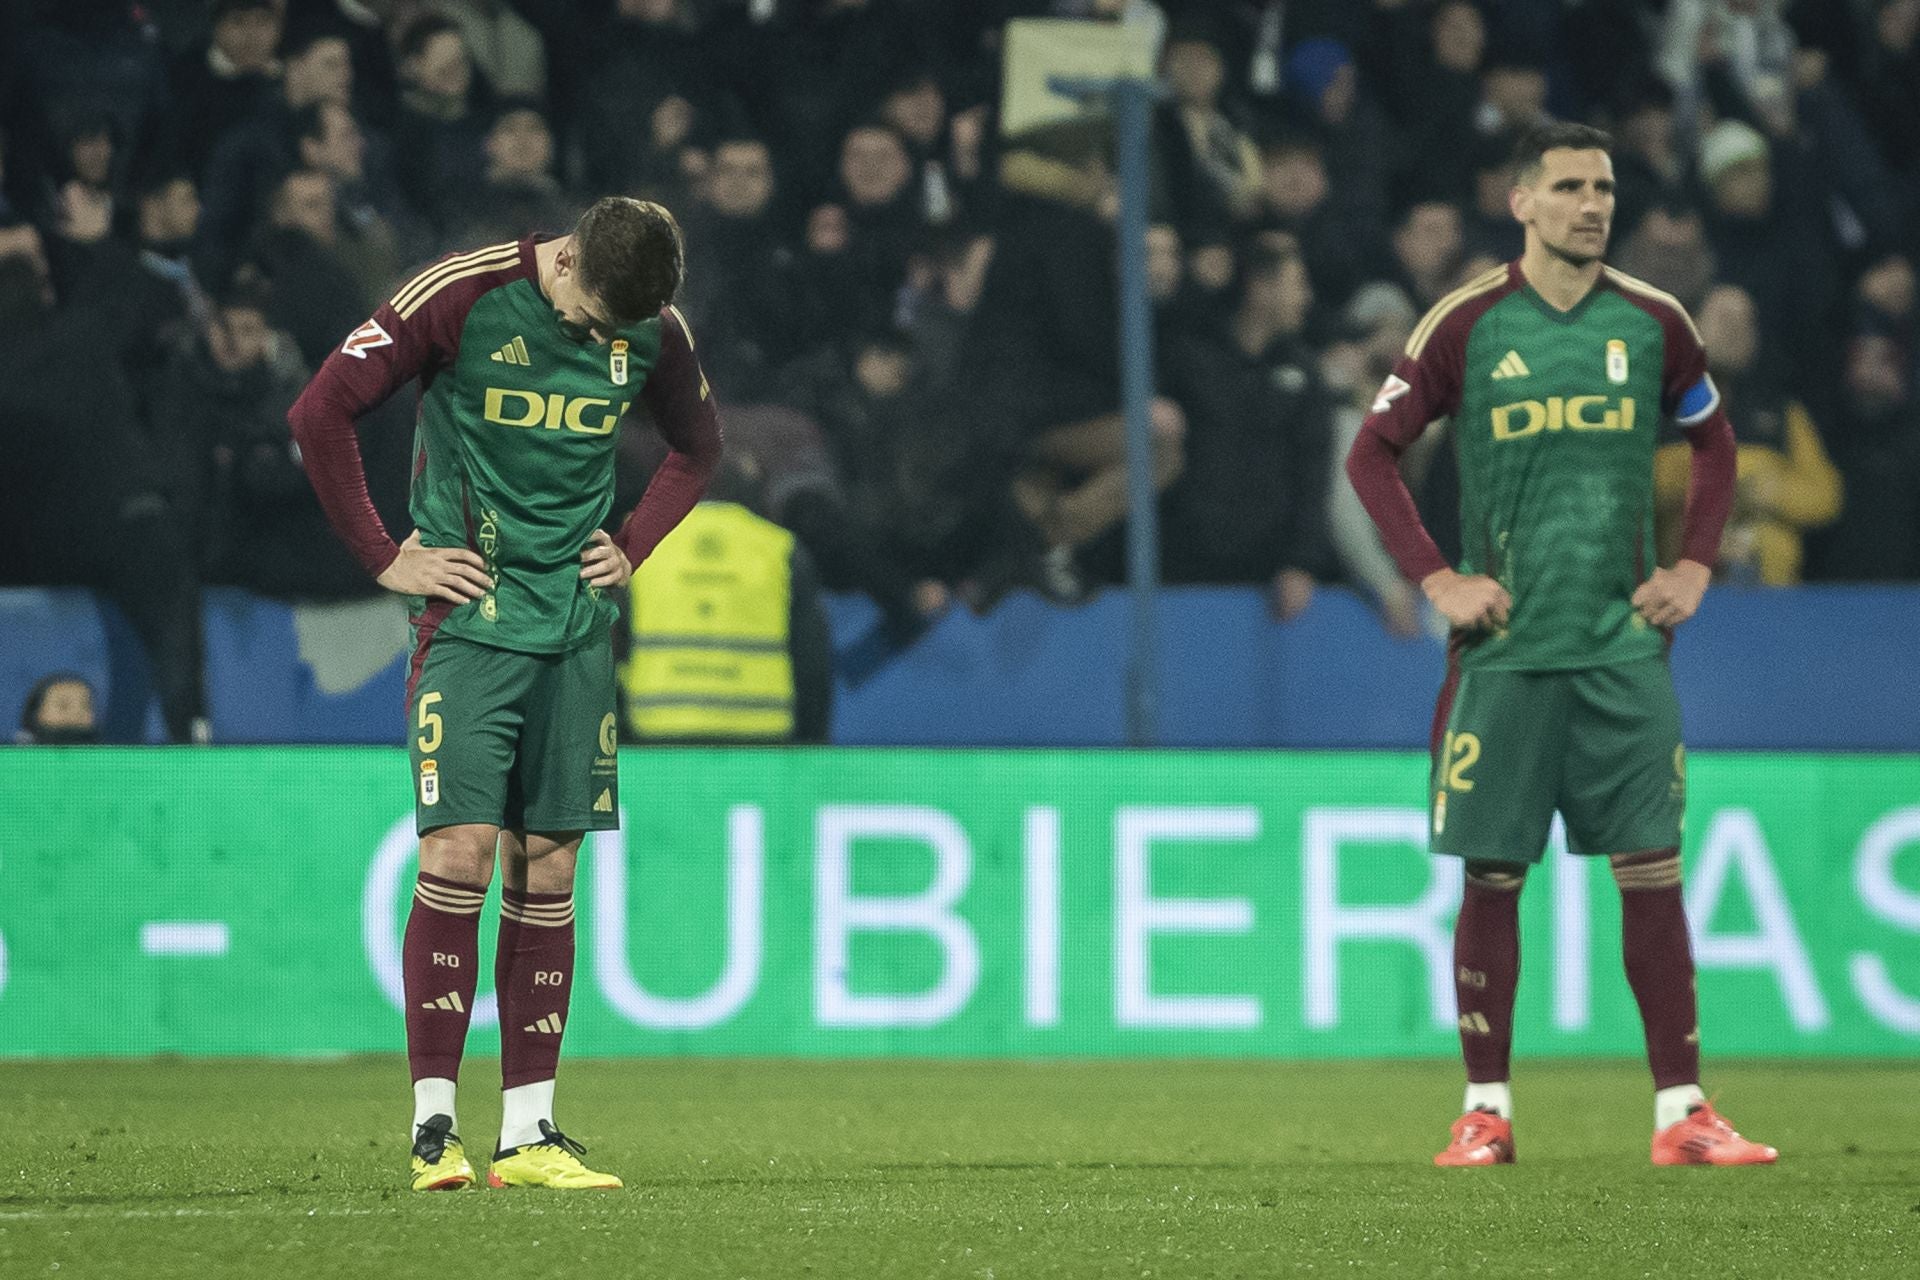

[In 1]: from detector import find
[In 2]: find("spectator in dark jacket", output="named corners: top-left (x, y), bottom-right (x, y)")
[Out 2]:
top-left (165, 0), bottom-right (282, 179)
top-left (1155, 18), bottom-right (1263, 237)
top-left (194, 25), bottom-right (356, 278)
top-left (1160, 241), bottom-right (1334, 609)
top-left (962, 189), bottom-right (1187, 603)
top-left (0, 225), bottom-right (206, 742)
top-left (1857, 0), bottom-right (1920, 216)
top-left (798, 121), bottom-right (924, 346)
top-left (443, 100), bottom-right (580, 246)
top-left (290, 100), bottom-right (412, 302)
top-left (243, 167), bottom-right (367, 369)
top-left (1816, 333), bottom-right (1920, 579)
top-left (679, 133), bottom-right (807, 403)
top-left (1283, 36), bottom-right (1395, 238)
top-left (156, 277), bottom-right (372, 599)
top-left (1253, 133), bottom-right (1377, 311)
top-left (390, 15), bottom-right (491, 237)
top-left (1698, 118), bottom-right (1841, 403)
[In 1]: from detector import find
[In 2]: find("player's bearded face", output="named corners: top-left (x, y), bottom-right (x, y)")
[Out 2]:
top-left (1515, 148), bottom-right (1615, 266)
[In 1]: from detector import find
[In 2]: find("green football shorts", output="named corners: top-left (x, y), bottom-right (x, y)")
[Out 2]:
top-left (406, 632), bottom-right (620, 836)
top-left (1429, 655), bottom-right (1686, 864)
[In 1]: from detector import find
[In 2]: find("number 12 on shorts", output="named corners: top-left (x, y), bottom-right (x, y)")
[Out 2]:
top-left (1442, 731), bottom-right (1480, 791)
top-left (1435, 731), bottom-right (1480, 836)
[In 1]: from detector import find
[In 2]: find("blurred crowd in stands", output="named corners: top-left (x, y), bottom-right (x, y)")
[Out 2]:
top-left (1, 0), bottom-right (1917, 741)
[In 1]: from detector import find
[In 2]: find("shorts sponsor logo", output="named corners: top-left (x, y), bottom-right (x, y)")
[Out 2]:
top-left (593, 788), bottom-right (614, 813)
top-left (599, 713), bottom-right (618, 756)
top-left (420, 759), bottom-right (440, 806)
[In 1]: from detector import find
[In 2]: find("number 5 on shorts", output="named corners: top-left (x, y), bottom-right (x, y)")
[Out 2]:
top-left (417, 691), bottom-right (444, 753)
top-left (1443, 731), bottom-right (1480, 791)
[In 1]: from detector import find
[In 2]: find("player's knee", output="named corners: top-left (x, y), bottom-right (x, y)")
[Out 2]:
top-left (518, 831), bottom-right (582, 892)
top-left (1609, 848), bottom-right (1681, 890)
top-left (418, 826), bottom-right (498, 887)
top-left (1465, 861), bottom-right (1527, 891)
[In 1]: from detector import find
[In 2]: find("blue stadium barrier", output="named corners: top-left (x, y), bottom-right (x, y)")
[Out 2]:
top-left (1, 583), bottom-right (1914, 748)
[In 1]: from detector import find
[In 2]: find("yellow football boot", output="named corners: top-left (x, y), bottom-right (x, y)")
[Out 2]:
top-left (410, 1114), bottom-right (475, 1191)
top-left (487, 1121), bottom-right (623, 1190)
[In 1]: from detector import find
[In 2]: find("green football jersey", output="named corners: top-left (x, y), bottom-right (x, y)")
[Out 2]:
top-left (1363, 262), bottom-right (1718, 671)
top-left (293, 238), bottom-right (716, 655)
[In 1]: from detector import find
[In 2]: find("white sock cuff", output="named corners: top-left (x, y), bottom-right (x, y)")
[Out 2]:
top-left (1655, 1083), bottom-right (1706, 1130)
top-left (412, 1076), bottom-right (458, 1138)
top-left (1463, 1081), bottom-right (1513, 1120)
top-left (500, 1078), bottom-right (558, 1149)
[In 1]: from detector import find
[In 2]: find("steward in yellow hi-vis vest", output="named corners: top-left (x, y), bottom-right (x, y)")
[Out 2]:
top-left (618, 501), bottom-right (831, 742)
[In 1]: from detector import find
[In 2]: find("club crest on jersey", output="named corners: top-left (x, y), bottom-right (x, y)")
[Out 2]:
top-left (420, 759), bottom-right (440, 806)
top-left (610, 338), bottom-right (629, 386)
top-left (1372, 374), bottom-right (1411, 415)
top-left (341, 318), bottom-right (393, 359)
top-left (1606, 339), bottom-right (1629, 385)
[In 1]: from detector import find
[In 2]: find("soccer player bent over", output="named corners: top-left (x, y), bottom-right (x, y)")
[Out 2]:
top-left (1345, 124), bottom-right (1776, 1168)
top-left (289, 199), bottom-right (721, 1189)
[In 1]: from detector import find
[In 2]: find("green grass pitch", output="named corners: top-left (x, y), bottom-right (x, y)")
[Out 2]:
top-left (2, 1059), bottom-right (1913, 1278)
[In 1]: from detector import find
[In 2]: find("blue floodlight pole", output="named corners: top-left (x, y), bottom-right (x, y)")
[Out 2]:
top-left (1048, 74), bottom-right (1165, 747)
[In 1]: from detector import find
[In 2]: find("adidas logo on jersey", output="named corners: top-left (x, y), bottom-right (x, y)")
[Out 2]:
top-left (422, 992), bottom-right (467, 1012)
top-left (523, 1013), bottom-right (564, 1035)
top-left (491, 336), bottom-right (532, 366)
top-left (1490, 351), bottom-right (1530, 380)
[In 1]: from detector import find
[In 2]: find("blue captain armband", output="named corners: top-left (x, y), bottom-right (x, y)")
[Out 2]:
top-left (1675, 374), bottom-right (1720, 426)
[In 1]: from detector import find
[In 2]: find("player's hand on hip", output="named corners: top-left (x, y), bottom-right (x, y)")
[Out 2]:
top-left (580, 529), bottom-right (633, 589)
top-left (1632, 559), bottom-right (1711, 628)
top-left (1420, 567), bottom-right (1511, 632)
top-left (377, 530), bottom-right (492, 602)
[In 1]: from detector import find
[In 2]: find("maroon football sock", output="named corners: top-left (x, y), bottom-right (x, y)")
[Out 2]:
top-left (1614, 850), bottom-right (1701, 1090)
top-left (1455, 866), bottom-right (1524, 1084)
top-left (498, 888), bottom-right (576, 1090)
top-left (403, 871), bottom-right (486, 1083)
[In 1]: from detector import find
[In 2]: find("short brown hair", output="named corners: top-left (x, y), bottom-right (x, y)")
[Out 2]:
top-left (1512, 122), bottom-right (1613, 185)
top-left (572, 196), bottom-right (685, 326)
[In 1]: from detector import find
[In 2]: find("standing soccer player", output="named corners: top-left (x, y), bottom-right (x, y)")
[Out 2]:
top-left (289, 198), bottom-right (721, 1190)
top-left (1345, 124), bottom-right (1777, 1167)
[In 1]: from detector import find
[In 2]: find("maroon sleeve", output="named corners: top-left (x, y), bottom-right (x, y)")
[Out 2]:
top-left (286, 299), bottom-right (443, 578)
top-left (1343, 299), bottom-right (1476, 585)
top-left (1680, 407), bottom-right (1736, 567)
top-left (1603, 270), bottom-right (1733, 566)
top-left (614, 305), bottom-right (723, 567)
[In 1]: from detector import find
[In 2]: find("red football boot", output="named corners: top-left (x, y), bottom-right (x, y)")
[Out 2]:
top-left (1434, 1109), bottom-right (1515, 1166)
top-left (1651, 1101), bottom-right (1779, 1166)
